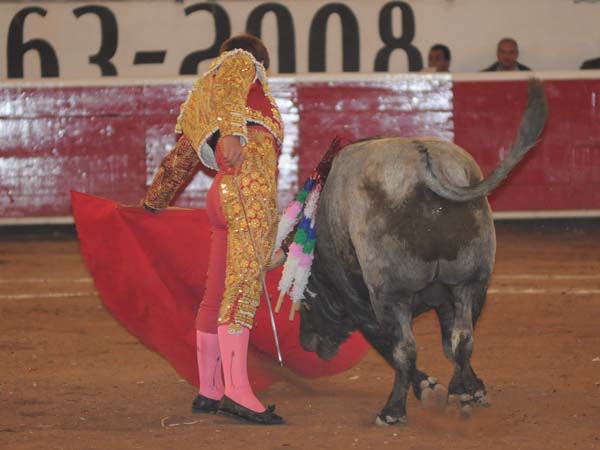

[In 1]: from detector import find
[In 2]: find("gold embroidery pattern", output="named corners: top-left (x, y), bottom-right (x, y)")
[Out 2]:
top-left (245, 107), bottom-right (284, 146)
top-left (175, 50), bottom-right (283, 170)
top-left (177, 51), bottom-right (255, 170)
top-left (143, 136), bottom-right (200, 210)
top-left (218, 129), bottom-right (279, 330)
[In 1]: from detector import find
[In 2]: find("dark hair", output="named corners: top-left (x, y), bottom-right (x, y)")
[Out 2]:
top-left (430, 44), bottom-right (451, 62)
top-left (219, 34), bottom-right (270, 70)
top-left (497, 37), bottom-right (518, 51)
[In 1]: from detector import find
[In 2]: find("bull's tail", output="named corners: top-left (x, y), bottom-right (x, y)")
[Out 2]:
top-left (419, 78), bottom-right (548, 202)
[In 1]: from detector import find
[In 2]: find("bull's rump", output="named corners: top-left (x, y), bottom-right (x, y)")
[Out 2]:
top-left (317, 137), bottom-right (496, 290)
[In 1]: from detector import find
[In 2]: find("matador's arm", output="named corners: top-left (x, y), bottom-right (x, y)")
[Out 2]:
top-left (143, 51), bottom-right (257, 211)
top-left (142, 135), bottom-right (199, 211)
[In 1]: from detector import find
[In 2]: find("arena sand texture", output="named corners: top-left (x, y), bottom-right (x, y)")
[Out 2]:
top-left (1, 220), bottom-right (599, 450)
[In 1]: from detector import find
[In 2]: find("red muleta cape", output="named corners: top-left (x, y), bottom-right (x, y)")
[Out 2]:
top-left (71, 191), bottom-right (370, 391)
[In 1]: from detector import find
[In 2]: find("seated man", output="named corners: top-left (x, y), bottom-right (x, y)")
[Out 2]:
top-left (483, 37), bottom-right (531, 71)
top-left (425, 44), bottom-right (451, 72)
top-left (581, 57), bottom-right (600, 69)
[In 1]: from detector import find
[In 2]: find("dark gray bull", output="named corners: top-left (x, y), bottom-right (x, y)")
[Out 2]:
top-left (298, 80), bottom-right (547, 425)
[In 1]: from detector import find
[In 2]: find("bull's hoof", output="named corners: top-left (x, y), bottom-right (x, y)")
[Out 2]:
top-left (444, 395), bottom-right (471, 419)
top-left (447, 390), bottom-right (491, 418)
top-left (420, 378), bottom-right (447, 411)
top-left (473, 389), bottom-right (491, 407)
top-left (375, 414), bottom-right (408, 426)
top-left (460, 404), bottom-right (472, 419)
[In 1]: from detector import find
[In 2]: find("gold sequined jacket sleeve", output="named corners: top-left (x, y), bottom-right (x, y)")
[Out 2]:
top-left (211, 52), bottom-right (255, 142)
top-left (176, 51), bottom-right (257, 171)
top-left (142, 135), bottom-right (200, 211)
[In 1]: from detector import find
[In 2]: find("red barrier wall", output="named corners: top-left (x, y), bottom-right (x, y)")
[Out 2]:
top-left (1, 73), bottom-right (599, 222)
top-left (454, 78), bottom-right (600, 212)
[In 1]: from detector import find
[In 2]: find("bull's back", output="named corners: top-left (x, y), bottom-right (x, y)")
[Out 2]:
top-left (320, 137), bottom-right (495, 287)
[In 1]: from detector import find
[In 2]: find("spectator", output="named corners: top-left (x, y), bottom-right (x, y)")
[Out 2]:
top-left (581, 56), bottom-right (600, 69)
top-left (483, 38), bottom-right (531, 71)
top-left (425, 44), bottom-right (451, 72)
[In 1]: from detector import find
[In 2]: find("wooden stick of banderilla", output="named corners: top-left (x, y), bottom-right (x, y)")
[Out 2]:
top-left (289, 301), bottom-right (300, 321)
top-left (275, 291), bottom-right (300, 321)
top-left (275, 291), bottom-right (286, 315)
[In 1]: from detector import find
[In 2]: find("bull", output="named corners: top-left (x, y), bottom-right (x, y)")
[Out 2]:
top-left (297, 80), bottom-right (547, 425)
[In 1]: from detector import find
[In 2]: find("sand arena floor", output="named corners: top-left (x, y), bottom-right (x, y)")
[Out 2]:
top-left (1, 220), bottom-right (599, 450)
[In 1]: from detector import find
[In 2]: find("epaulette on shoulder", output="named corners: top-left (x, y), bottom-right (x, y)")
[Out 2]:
top-left (203, 48), bottom-right (267, 83)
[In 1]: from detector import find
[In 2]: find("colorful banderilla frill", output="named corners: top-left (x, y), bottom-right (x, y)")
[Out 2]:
top-left (274, 138), bottom-right (344, 319)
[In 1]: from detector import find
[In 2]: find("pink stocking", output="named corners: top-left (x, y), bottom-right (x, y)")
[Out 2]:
top-left (196, 331), bottom-right (224, 401)
top-left (218, 325), bottom-right (265, 412)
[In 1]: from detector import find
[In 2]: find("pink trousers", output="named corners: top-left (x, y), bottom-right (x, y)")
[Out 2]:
top-left (195, 171), bottom-right (228, 333)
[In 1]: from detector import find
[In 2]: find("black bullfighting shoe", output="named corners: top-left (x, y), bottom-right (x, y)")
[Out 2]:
top-left (218, 396), bottom-right (285, 425)
top-left (191, 394), bottom-right (220, 414)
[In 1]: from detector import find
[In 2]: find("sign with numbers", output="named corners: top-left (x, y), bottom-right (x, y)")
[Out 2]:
top-left (1, 0), bottom-right (600, 79)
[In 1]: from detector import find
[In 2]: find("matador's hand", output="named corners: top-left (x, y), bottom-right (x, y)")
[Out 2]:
top-left (220, 135), bottom-right (245, 171)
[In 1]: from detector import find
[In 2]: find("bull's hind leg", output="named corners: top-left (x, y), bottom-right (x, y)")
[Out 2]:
top-left (437, 280), bottom-right (490, 415)
top-left (368, 299), bottom-right (417, 426)
top-left (411, 283), bottom-right (451, 409)
top-left (363, 324), bottom-right (445, 421)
